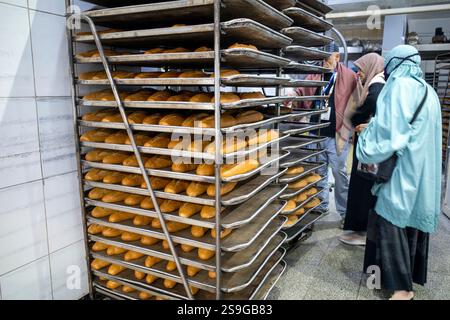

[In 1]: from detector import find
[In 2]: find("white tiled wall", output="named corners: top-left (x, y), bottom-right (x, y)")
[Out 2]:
top-left (0, 1), bottom-right (88, 300)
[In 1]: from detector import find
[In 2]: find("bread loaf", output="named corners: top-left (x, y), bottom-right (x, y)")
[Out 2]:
top-left (194, 46), bottom-right (212, 52)
top-left (102, 227), bottom-right (122, 238)
top-left (128, 112), bottom-right (148, 124)
top-left (80, 129), bottom-right (112, 142)
top-left (171, 163), bottom-right (198, 173)
top-left (154, 221), bottom-right (189, 233)
top-left (228, 43), bottom-right (258, 51)
top-left (163, 279), bottom-right (177, 289)
top-left (87, 224), bottom-right (104, 235)
top-left (82, 110), bottom-right (114, 121)
top-left (85, 169), bottom-right (110, 181)
top-left (166, 261), bottom-right (177, 272)
top-left (211, 92), bottom-right (241, 104)
top-left (103, 171), bottom-right (126, 184)
top-left (144, 48), bottom-right (165, 54)
top-left (305, 187), bottom-right (318, 196)
top-left (286, 166), bottom-right (305, 175)
top-left (122, 155), bottom-right (150, 167)
top-left (198, 248), bottom-right (215, 261)
top-left (142, 113), bottom-right (163, 125)
top-left (283, 200), bottom-right (296, 213)
top-left (145, 156), bottom-right (172, 169)
top-left (140, 236), bottom-right (160, 246)
top-left (79, 71), bottom-right (102, 80)
top-left (200, 206), bottom-right (216, 219)
top-left (196, 114), bottom-right (237, 128)
top-left (159, 71), bottom-right (182, 78)
top-left (145, 256), bottom-right (162, 268)
top-left (190, 286), bottom-right (200, 295)
top-left (287, 178), bottom-right (308, 190)
top-left (196, 163), bottom-right (215, 176)
top-left (235, 110), bottom-right (264, 124)
top-left (143, 133), bottom-right (170, 148)
top-left (106, 280), bottom-right (121, 290)
top-left (208, 271), bottom-right (216, 279)
top-left (109, 212), bottom-right (135, 223)
top-left (85, 149), bottom-right (111, 162)
top-left (304, 197), bottom-right (321, 209)
top-left (179, 71), bottom-right (207, 78)
top-left (134, 271), bottom-right (146, 280)
top-left (187, 265), bottom-right (201, 277)
top-left (284, 214), bottom-right (298, 227)
top-left (124, 250), bottom-right (144, 261)
top-left (91, 259), bottom-right (110, 270)
top-left (186, 182), bottom-right (208, 197)
top-left (247, 129), bottom-right (279, 146)
top-left (158, 114), bottom-right (185, 127)
top-left (92, 241), bottom-right (109, 252)
top-left (295, 192), bottom-right (308, 203)
top-left (207, 182), bottom-right (237, 197)
top-left (146, 274), bottom-right (158, 285)
top-left (122, 174), bottom-right (144, 187)
top-left (133, 215), bottom-right (152, 226)
top-left (306, 174), bottom-right (321, 183)
top-left (162, 240), bottom-right (178, 250)
top-left (181, 113), bottom-right (209, 127)
top-left (141, 177), bottom-right (172, 190)
top-left (167, 138), bottom-right (184, 150)
top-left (294, 207), bottom-right (305, 216)
top-left (210, 69), bottom-right (240, 78)
top-left (101, 113), bottom-right (124, 123)
top-left (160, 200), bottom-right (183, 213)
top-left (181, 244), bottom-right (196, 253)
top-left (124, 91), bottom-right (154, 101)
top-left (139, 291), bottom-right (152, 300)
top-left (88, 188), bottom-right (109, 200)
top-left (179, 203), bottom-right (203, 218)
top-left (164, 180), bottom-right (190, 194)
top-left (122, 286), bottom-right (136, 293)
top-left (140, 197), bottom-right (164, 210)
top-left (210, 228), bottom-right (232, 239)
top-left (102, 191), bottom-right (129, 203)
top-left (108, 264), bottom-right (125, 276)
top-left (189, 93), bottom-right (213, 103)
top-left (121, 231), bottom-right (141, 242)
top-left (135, 71), bottom-right (163, 79)
top-left (106, 246), bottom-right (126, 255)
top-left (191, 226), bottom-right (207, 238)
top-left (221, 159), bottom-right (259, 178)
top-left (102, 152), bottom-right (129, 165)
top-left (204, 137), bottom-right (247, 154)
top-left (147, 90), bottom-right (172, 102)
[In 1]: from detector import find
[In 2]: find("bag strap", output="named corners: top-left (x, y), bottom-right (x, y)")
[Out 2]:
top-left (410, 85), bottom-right (428, 124)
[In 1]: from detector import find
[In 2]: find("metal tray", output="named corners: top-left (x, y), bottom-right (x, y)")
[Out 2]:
top-left (283, 7), bottom-right (333, 32)
top-left (75, 19), bottom-right (292, 49)
top-left (284, 62), bottom-right (333, 74)
top-left (284, 79), bottom-right (328, 87)
top-left (280, 148), bottom-right (325, 168)
top-left (94, 284), bottom-right (139, 300)
top-left (251, 260), bottom-right (286, 300)
top-left (279, 161), bottom-right (326, 183)
top-left (81, 0), bottom-right (156, 6)
top-left (297, 0), bottom-right (333, 15)
top-left (281, 199), bottom-right (324, 230)
top-left (263, 0), bottom-right (296, 10)
top-left (85, 184), bottom-right (287, 230)
top-left (84, 0), bottom-right (293, 30)
top-left (282, 26), bottom-right (333, 46)
top-left (284, 210), bottom-right (327, 242)
top-left (281, 135), bottom-right (327, 151)
top-left (280, 176), bottom-right (325, 200)
top-left (83, 168), bottom-right (285, 207)
top-left (80, 134), bottom-right (288, 162)
top-left (89, 234), bottom-right (285, 293)
top-left (280, 187), bottom-right (324, 215)
top-left (86, 200), bottom-right (284, 252)
top-left (221, 49), bottom-right (292, 68)
top-left (281, 121), bottom-right (330, 135)
top-left (283, 45), bottom-right (331, 60)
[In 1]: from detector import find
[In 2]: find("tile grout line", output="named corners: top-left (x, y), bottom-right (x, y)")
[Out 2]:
top-left (0, 170), bottom-right (78, 192)
top-left (0, 1), bottom-right (66, 17)
top-left (26, 3), bottom-right (54, 300)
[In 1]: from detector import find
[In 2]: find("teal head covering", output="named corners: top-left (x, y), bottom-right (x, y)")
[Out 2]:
top-left (384, 45), bottom-right (423, 80)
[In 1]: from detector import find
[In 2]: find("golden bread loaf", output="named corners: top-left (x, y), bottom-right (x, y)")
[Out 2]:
top-left (189, 93), bottom-right (213, 103)
top-left (103, 171), bottom-right (126, 184)
top-left (85, 149), bottom-right (112, 162)
top-left (85, 168), bottom-right (110, 181)
top-left (164, 180), bottom-right (190, 194)
top-left (144, 156), bottom-right (172, 169)
top-left (220, 159), bottom-right (259, 178)
top-left (124, 194), bottom-right (145, 206)
top-left (228, 43), bottom-right (258, 51)
top-left (109, 212), bottom-right (135, 223)
top-left (159, 114), bottom-right (185, 126)
top-left (198, 248), bottom-right (215, 261)
top-left (286, 166), bottom-right (305, 175)
top-left (206, 182), bottom-right (237, 197)
top-left (143, 113), bottom-right (163, 125)
top-left (179, 203), bottom-right (203, 218)
top-left (210, 92), bottom-right (241, 104)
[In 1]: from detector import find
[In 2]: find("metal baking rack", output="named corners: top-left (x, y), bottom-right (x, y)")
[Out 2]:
top-left (283, 7), bottom-right (333, 32)
top-left (283, 45), bottom-right (331, 60)
top-left (282, 26), bottom-right (333, 47)
top-left (67, 0), bottom-right (336, 300)
top-left (284, 211), bottom-right (328, 244)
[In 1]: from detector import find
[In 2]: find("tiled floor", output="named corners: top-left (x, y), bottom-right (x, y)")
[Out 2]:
top-left (270, 191), bottom-right (450, 300)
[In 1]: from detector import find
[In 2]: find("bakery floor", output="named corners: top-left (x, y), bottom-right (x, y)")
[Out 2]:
top-left (269, 187), bottom-right (450, 300)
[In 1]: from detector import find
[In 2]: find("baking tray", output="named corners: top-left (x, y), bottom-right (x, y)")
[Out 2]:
top-left (284, 210), bottom-right (328, 242)
top-left (94, 285), bottom-right (138, 300)
top-left (284, 79), bottom-right (328, 87)
top-left (297, 0), bottom-right (333, 15)
top-left (282, 26), bottom-right (333, 46)
top-left (280, 148), bottom-right (325, 167)
top-left (281, 199), bottom-right (324, 230)
top-left (81, 0), bottom-right (157, 6)
top-left (80, 134), bottom-right (288, 162)
top-left (280, 187), bottom-right (324, 215)
top-left (85, 184), bottom-right (287, 230)
top-left (81, 150), bottom-right (288, 184)
top-left (281, 121), bottom-right (330, 135)
top-left (86, 200), bottom-right (284, 252)
top-left (264, 0), bottom-right (296, 10)
top-left (83, 168), bottom-right (285, 206)
top-left (251, 260), bottom-right (286, 300)
top-left (74, 18), bottom-right (292, 49)
top-left (279, 161), bottom-right (326, 183)
top-left (84, 0), bottom-right (293, 30)
top-left (281, 135), bottom-right (327, 151)
top-left (280, 176), bottom-right (325, 200)
top-left (283, 7), bottom-right (333, 32)
top-left (283, 45), bottom-right (331, 60)
top-left (284, 62), bottom-right (333, 74)
top-left (221, 49), bottom-right (292, 68)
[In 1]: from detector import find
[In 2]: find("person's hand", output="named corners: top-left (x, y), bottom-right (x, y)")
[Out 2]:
top-left (355, 123), bottom-right (368, 133)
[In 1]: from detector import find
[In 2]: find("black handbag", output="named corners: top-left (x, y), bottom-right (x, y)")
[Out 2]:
top-left (356, 86), bottom-right (428, 183)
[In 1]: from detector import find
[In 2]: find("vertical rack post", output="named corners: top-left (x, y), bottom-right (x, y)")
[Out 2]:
top-left (65, 0), bottom-right (94, 300)
top-left (213, 0), bottom-right (223, 301)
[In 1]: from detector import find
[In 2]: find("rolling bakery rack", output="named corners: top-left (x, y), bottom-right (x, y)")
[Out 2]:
top-left (66, 0), bottom-right (333, 300)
